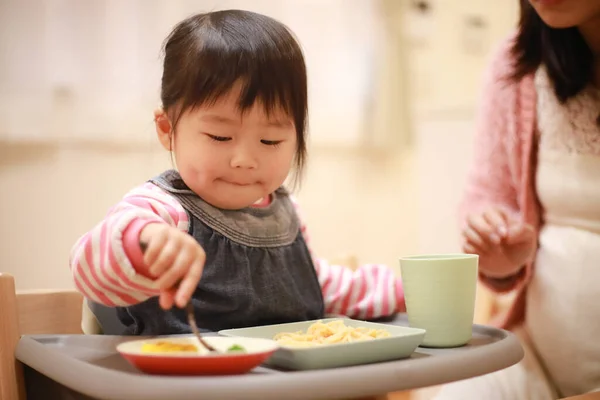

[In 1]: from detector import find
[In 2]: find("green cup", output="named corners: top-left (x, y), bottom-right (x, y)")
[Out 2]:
top-left (399, 254), bottom-right (478, 348)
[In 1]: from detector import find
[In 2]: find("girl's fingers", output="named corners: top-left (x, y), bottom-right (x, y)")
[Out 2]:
top-left (159, 289), bottom-right (176, 310)
top-left (142, 227), bottom-right (168, 266)
top-left (150, 241), bottom-right (180, 277)
top-left (175, 258), bottom-right (204, 308)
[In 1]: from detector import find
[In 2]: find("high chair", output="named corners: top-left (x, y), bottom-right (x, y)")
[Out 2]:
top-left (0, 273), bottom-right (83, 400)
top-left (1, 273), bottom-right (393, 400)
top-left (13, 270), bottom-right (589, 400)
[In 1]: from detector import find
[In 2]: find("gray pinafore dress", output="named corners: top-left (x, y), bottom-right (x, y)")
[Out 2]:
top-left (108, 170), bottom-right (325, 335)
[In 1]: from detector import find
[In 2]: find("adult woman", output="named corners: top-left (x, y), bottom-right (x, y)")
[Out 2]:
top-left (436, 0), bottom-right (600, 398)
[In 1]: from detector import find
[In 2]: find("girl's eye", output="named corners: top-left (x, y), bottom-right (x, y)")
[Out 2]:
top-left (207, 134), bottom-right (231, 142)
top-left (261, 140), bottom-right (282, 146)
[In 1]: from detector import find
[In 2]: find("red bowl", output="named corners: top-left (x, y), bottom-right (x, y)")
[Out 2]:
top-left (117, 336), bottom-right (278, 376)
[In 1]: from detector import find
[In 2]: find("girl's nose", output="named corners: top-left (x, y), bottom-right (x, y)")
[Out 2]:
top-left (230, 147), bottom-right (258, 169)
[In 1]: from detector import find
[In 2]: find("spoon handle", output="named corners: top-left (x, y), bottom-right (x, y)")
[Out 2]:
top-left (185, 302), bottom-right (217, 352)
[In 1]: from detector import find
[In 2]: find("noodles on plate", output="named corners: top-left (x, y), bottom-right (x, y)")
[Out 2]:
top-left (273, 320), bottom-right (391, 348)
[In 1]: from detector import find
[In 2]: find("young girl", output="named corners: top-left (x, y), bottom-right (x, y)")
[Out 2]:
top-left (70, 10), bottom-right (405, 335)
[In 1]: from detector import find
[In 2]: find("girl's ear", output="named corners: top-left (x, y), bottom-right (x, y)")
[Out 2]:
top-left (154, 108), bottom-right (173, 151)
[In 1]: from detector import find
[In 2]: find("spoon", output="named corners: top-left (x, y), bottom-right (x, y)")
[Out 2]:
top-left (139, 241), bottom-right (217, 353)
top-left (184, 302), bottom-right (217, 353)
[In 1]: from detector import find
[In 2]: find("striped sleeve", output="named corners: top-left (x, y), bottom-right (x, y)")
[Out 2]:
top-left (69, 182), bottom-right (189, 307)
top-left (291, 197), bottom-right (405, 320)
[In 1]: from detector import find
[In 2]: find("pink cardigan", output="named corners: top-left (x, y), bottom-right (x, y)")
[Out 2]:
top-left (459, 36), bottom-right (542, 330)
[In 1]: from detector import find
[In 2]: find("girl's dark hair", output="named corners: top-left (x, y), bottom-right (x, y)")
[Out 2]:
top-left (511, 0), bottom-right (594, 103)
top-left (160, 10), bottom-right (308, 172)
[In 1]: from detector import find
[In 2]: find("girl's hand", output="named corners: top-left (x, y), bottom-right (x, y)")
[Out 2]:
top-left (462, 207), bottom-right (536, 278)
top-left (140, 223), bottom-right (205, 310)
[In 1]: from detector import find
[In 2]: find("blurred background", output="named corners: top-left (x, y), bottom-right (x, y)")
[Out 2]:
top-left (0, 0), bottom-right (518, 291)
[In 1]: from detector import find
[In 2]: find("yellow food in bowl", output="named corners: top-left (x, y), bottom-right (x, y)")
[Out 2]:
top-left (141, 341), bottom-right (198, 353)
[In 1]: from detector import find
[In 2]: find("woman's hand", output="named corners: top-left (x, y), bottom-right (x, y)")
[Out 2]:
top-left (462, 207), bottom-right (536, 278)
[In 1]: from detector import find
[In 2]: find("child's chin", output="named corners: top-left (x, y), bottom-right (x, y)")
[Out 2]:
top-left (210, 196), bottom-right (258, 210)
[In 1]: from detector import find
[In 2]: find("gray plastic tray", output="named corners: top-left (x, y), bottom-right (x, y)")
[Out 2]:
top-left (16, 314), bottom-right (523, 400)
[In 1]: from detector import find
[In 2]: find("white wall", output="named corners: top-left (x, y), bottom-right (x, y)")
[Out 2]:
top-left (0, 141), bottom-right (418, 290)
top-left (407, 0), bottom-right (518, 252)
top-left (414, 112), bottom-right (476, 253)
top-left (0, 0), bottom-right (393, 148)
top-left (405, 0), bottom-right (518, 113)
top-left (0, 0), bottom-right (519, 290)
top-left (0, 141), bottom-right (167, 289)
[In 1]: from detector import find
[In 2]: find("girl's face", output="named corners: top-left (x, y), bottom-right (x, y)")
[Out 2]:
top-left (154, 83), bottom-right (297, 210)
top-left (529, 0), bottom-right (600, 28)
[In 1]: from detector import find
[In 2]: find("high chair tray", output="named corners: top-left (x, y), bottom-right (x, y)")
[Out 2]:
top-left (16, 314), bottom-right (523, 400)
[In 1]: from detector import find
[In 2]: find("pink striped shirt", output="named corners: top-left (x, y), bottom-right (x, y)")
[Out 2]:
top-left (69, 182), bottom-right (405, 320)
